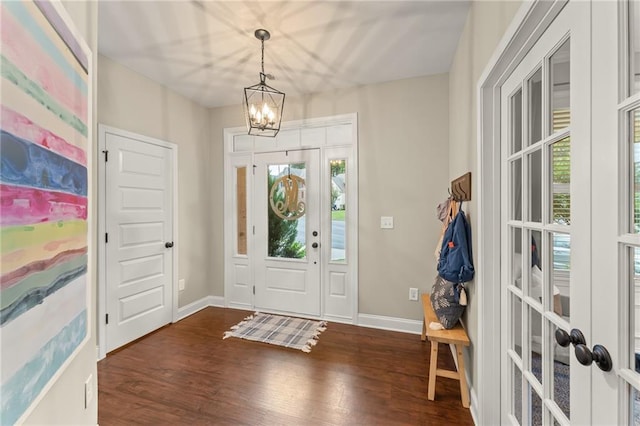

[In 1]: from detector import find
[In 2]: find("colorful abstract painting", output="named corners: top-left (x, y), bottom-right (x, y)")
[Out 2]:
top-left (0, 0), bottom-right (90, 423)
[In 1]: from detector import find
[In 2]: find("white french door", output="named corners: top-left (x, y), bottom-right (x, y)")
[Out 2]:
top-left (497, 1), bottom-right (640, 424)
top-left (253, 149), bottom-right (321, 316)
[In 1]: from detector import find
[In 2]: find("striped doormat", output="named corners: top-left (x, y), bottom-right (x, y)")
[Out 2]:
top-left (223, 312), bottom-right (327, 353)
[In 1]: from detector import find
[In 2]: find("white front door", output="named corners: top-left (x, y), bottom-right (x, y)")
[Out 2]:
top-left (254, 149), bottom-right (321, 316)
top-left (104, 130), bottom-right (174, 352)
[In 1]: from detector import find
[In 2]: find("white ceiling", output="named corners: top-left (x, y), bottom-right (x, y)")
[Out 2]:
top-left (98, 1), bottom-right (471, 108)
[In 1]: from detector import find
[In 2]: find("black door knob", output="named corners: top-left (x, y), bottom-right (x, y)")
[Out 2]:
top-left (312, 242), bottom-right (319, 248)
top-left (575, 344), bottom-right (612, 372)
top-left (165, 242), bottom-right (174, 248)
top-left (555, 328), bottom-right (586, 347)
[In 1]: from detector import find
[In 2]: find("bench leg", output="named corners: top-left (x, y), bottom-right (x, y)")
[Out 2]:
top-left (421, 318), bottom-right (427, 341)
top-left (456, 344), bottom-right (470, 408)
top-left (427, 341), bottom-right (438, 401)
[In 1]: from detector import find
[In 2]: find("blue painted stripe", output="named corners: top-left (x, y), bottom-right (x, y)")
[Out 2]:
top-left (0, 130), bottom-right (87, 196)
top-left (3, 1), bottom-right (87, 95)
top-left (0, 310), bottom-right (86, 425)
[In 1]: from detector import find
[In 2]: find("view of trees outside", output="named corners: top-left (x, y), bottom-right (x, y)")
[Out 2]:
top-left (331, 160), bottom-right (346, 262)
top-left (267, 164), bottom-right (306, 259)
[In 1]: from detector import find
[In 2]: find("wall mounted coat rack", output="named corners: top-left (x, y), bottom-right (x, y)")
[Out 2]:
top-left (451, 172), bottom-right (472, 201)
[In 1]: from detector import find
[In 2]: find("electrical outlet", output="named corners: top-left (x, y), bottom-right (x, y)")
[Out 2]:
top-left (84, 374), bottom-right (93, 408)
top-left (179, 279), bottom-right (185, 291)
top-left (409, 287), bottom-right (419, 301)
top-left (380, 216), bottom-right (394, 229)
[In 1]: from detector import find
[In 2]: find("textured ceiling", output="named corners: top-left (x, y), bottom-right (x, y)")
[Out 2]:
top-left (98, 1), bottom-right (471, 108)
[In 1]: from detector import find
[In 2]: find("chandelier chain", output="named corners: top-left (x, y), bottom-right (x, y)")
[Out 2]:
top-left (261, 38), bottom-right (265, 76)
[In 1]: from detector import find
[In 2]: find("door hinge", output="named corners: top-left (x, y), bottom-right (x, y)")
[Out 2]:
top-left (253, 286), bottom-right (255, 295)
top-left (105, 233), bottom-right (108, 243)
top-left (253, 225), bottom-right (255, 235)
top-left (252, 165), bottom-right (256, 175)
top-left (102, 150), bottom-right (108, 162)
top-left (105, 314), bottom-right (109, 325)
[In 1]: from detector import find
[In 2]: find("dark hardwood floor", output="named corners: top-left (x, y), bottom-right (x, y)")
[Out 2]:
top-left (98, 307), bottom-right (473, 425)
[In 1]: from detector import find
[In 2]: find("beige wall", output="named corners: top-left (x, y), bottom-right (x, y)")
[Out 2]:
top-left (25, 1), bottom-right (98, 424)
top-left (211, 74), bottom-right (450, 320)
top-left (97, 55), bottom-right (212, 308)
top-left (448, 0), bottom-right (522, 396)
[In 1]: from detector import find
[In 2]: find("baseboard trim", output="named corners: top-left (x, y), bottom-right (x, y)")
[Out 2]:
top-left (176, 296), bottom-right (224, 321)
top-left (468, 367), bottom-right (478, 423)
top-left (357, 313), bottom-right (422, 335)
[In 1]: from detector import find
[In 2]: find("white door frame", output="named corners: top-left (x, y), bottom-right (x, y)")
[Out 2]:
top-left (223, 113), bottom-right (359, 323)
top-left (97, 124), bottom-right (179, 360)
top-left (476, 1), bottom-right (569, 423)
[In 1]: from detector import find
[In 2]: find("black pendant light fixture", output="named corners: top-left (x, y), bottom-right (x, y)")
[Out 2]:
top-left (243, 29), bottom-right (285, 137)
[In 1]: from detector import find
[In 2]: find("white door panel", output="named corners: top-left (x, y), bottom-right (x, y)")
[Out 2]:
top-left (105, 132), bottom-right (173, 352)
top-left (254, 149), bottom-right (320, 316)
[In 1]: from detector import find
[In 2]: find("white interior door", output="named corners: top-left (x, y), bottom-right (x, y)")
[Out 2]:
top-left (499, 2), bottom-right (597, 424)
top-left (104, 131), bottom-right (174, 352)
top-left (254, 149), bottom-right (321, 316)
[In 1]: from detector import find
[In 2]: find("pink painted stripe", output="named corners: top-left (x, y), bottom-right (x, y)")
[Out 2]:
top-left (1, 8), bottom-right (88, 122)
top-left (1, 106), bottom-right (86, 165)
top-left (0, 185), bottom-right (87, 226)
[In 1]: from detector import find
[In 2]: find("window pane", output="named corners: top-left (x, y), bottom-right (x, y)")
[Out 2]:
top-left (529, 230), bottom-right (543, 300)
top-left (512, 159), bottom-right (523, 221)
top-left (512, 227), bottom-right (523, 290)
top-left (512, 88), bottom-right (523, 154)
top-left (236, 166), bottom-right (247, 255)
top-left (529, 150), bottom-right (542, 223)
top-left (551, 233), bottom-right (570, 318)
top-left (552, 323), bottom-right (570, 420)
top-left (512, 361), bottom-right (523, 425)
top-left (550, 39), bottom-right (570, 133)
top-left (631, 385), bottom-right (640, 425)
top-left (529, 306), bottom-right (543, 385)
top-left (267, 163), bottom-right (306, 259)
top-left (631, 0), bottom-right (640, 95)
top-left (530, 384), bottom-right (543, 426)
top-left (511, 292), bottom-right (523, 358)
top-left (528, 68), bottom-right (543, 145)
top-left (631, 247), bottom-right (640, 372)
top-left (633, 109), bottom-right (640, 233)
top-left (551, 137), bottom-right (571, 225)
top-left (330, 160), bottom-right (346, 262)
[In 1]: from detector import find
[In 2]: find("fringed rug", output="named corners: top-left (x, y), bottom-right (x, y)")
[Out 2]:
top-left (223, 312), bottom-right (327, 353)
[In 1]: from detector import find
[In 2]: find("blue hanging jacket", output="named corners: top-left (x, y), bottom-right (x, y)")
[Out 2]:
top-left (437, 206), bottom-right (475, 287)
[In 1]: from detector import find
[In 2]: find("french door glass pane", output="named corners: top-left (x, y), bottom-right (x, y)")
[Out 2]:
top-left (267, 163), bottom-right (307, 259)
top-left (512, 88), bottom-right (523, 154)
top-left (551, 232), bottom-right (570, 318)
top-left (236, 166), bottom-right (247, 255)
top-left (631, 0), bottom-right (640, 95)
top-left (512, 227), bottom-right (523, 290)
top-left (511, 292), bottom-right (523, 357)
top-left (529, 306), bottom-right (543, 385)
top-left (513, 361), bottom-right (523, 424)
top-left (529, 150), bottom-right (543, 223)
top-left (530, 229), bottom-right (543, 299)
top-left (550, 39), bottom-right (571, 133)
top-left (552, 323), bottom-right (571, 420)
top-left (529, 68), bottom-right (543, 145)
top-left (330, 159), bottom-right (346, 262)
top-left (551, 137), bottom-right (571, 225)
top-left (633, 109), bottom-right (640, 233)
top-left (530, 384), bottom-right (543, 426)
top-left (631, 247), bottom-right (640, 372)
top-left (512, 159), bottom-right (523, 221)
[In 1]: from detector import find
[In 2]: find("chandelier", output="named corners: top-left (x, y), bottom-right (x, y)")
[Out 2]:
top-left (244, 29), bottom-right (285, 137)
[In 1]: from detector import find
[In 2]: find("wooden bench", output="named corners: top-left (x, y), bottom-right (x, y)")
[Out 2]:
top-left (421, 293), bottom-right (470, 408)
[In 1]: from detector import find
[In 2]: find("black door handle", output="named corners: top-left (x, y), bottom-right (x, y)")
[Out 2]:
top-left (575, 344), bottom-right (612, 372)
top-left (555, 328), bottom-right (586, 347)
top-left (312, 242), bottom-right (319, 248)
top-left (165, 242), bottom-right (174, 248)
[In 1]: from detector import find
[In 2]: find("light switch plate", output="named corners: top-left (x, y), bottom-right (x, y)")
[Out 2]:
top-left (380, 216), bottom-right (394, 229)
top-left (179, 279), bottom-right (185, 291)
